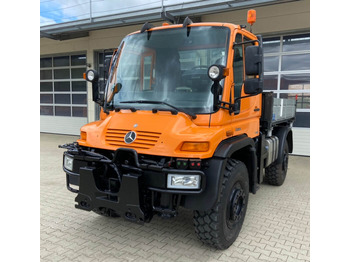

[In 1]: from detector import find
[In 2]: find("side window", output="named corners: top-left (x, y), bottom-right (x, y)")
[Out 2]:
top-left (233, 34), bottom-right (244, 101)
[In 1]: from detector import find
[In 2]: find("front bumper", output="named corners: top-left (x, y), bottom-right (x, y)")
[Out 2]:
top-left (61, 144), bottom-right (206, 224)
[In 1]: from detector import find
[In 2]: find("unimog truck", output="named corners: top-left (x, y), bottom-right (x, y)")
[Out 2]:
top-left (60, 10), bottom-right (296, 249)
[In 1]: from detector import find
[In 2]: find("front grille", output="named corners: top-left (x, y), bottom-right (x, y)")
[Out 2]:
top-left (105, 128), bottom-right (161, 149)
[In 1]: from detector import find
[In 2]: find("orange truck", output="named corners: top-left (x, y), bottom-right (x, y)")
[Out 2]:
top-left (60, 10), bottom-right (295, 249)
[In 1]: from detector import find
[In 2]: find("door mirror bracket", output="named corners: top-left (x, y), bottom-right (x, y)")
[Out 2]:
top-left (84, 69), bottom-right (103, 106)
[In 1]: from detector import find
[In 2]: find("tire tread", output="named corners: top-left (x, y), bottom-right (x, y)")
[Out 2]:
top-left (193, 159), bottom-right (244, 249)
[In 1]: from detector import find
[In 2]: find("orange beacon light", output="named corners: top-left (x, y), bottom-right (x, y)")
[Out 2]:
top-left (247, 9), bottom-right (256, 25)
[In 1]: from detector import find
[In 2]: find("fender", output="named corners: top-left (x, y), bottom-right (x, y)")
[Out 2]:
top-left (182, 135), bottom-right (257, 211)
top-left (273, 126), bottom-right (293, 161)
top-left (215, 135), bottom-right (258, 194)
top-left (213, 134), bottom-right (255, 158)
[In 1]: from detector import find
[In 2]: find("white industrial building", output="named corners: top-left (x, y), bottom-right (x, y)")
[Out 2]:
top-left (40, 0), bottom-right (310, 155)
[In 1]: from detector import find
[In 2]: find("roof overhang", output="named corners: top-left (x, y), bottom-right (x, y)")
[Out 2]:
top-left (40, 0), bottom-right (300, 40)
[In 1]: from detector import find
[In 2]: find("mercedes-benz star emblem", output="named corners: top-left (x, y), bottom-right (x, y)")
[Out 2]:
top-left (124, 131), bottom-right (137, 144)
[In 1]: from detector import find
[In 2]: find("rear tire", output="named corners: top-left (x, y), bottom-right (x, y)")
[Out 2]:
top-left (193, 159), bottom-right (249, 250)
top-left (265, 141), bottom-right (289, 186)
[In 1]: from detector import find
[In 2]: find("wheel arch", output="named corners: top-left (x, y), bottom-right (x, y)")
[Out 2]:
top-left (264, 126), bottom-right (292, 186)
top-left (273, 126), bottom-right (293, 158)
top-left (212, 134), bottom-right (259, 195)
top-left (229, 145), bottom-right (258, 194)
top-left (182, 135), bottom-right (258, 211)
top-left (286, 129), bottom-right (293, 153)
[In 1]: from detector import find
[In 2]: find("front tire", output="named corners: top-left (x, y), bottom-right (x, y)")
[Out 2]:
top-left (193, 159), bottom-right (249, 250)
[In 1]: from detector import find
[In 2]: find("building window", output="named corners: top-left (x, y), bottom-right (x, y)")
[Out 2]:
top-left (40, 54), bottom-right (87, 117)
top-left (263, 33), bottom-right (310, 127)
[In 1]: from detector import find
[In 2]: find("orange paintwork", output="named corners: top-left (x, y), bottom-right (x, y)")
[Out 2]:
top-left (247, 9), bottom-right (257, 25)
top-left (77, 22), bottom-right (262, 159)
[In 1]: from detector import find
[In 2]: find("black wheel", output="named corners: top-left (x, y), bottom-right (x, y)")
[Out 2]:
top-left (265, 141), bottom-right (289, 186)
top-left (193, 159), bottom-right (249, 250)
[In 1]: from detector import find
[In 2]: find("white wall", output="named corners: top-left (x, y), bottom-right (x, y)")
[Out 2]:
top-left (292, 127), bottom-right (310, 156)
top-left (40, 116), bottom-right (87, 135)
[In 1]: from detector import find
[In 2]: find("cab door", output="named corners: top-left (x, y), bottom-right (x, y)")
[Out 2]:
top-left (232, 32), bottom-right (261, 118)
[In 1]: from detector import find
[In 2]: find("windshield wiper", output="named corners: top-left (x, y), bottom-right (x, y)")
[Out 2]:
top-left (114, 106), bottom-right (137, 112)
top-left (120, 100), bottom-right (197, 119)
top-left (105, 103), bottom-right (137, 113)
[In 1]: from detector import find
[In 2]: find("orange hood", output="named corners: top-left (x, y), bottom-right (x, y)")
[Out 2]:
top-left (78, 110), bottom-right (226, 158)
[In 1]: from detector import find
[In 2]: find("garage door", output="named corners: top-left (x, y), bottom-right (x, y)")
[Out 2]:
top-left (40, 54), bottom-right (88, 135)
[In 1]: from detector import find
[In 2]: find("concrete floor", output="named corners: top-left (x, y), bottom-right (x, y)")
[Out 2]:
top-left (40, 133), bottom-right (310, 261)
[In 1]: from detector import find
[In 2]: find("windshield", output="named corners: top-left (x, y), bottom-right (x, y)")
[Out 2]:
top-left (105, 26), bottom-right (230, 114)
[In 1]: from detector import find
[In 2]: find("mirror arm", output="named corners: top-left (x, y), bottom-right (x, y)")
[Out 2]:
top-left (233, 39), bottom-right (260, 48)
top-left (218, 92), bottom-right (260, 115)
top-left (234, 93), bottom-right (258, 103)
top-left (232, 93), bottom-right (260, 115)
top-left (96, 97), bottom-right (104, 107)
top-left (217, 100), bottom-right (235, 115)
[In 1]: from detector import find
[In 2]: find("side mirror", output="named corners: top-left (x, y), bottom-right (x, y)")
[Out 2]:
top-left (244, 45), bottom-right (263, 95)
top-left (231, 39), bottom-right (264, 115)
top-left (244, 78), bottom-right (262, 94)
top-left (84, 69), bottom-right (102, 105)
top-left (106, 83), bottom-right (122, 103)
top-left (245, 45), bottom-right (262, 76)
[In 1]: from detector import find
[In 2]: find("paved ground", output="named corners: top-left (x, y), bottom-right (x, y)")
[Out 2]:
top-left (40, 133), bottom-right (310, 262)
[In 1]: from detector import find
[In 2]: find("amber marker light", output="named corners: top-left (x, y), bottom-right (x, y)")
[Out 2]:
top-left (181, 142), bottom-right (209, 152)
top-left (223, 68), bottom-right (229, 77)
top-left (247, 9), bottom-right (256, 25)
top-left (80, 131), bottom-right (87, 141)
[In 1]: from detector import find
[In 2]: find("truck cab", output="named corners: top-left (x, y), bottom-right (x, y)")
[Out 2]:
top-left (60, 13), bottom-right (295, 250)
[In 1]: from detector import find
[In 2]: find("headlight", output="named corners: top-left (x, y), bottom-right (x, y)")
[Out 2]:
top-left (208, 65), bottom-right (220, 80)
top-left (87, 71), bottom-right (95, 81)
top-left (167, 174), bottom-right (201, 189)
top-left (207, 64), bottom-right (228, 81)
top-left (84, 69), bottom-right (99, 82)
top-left (64, 155), bottom-right (74, 171)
